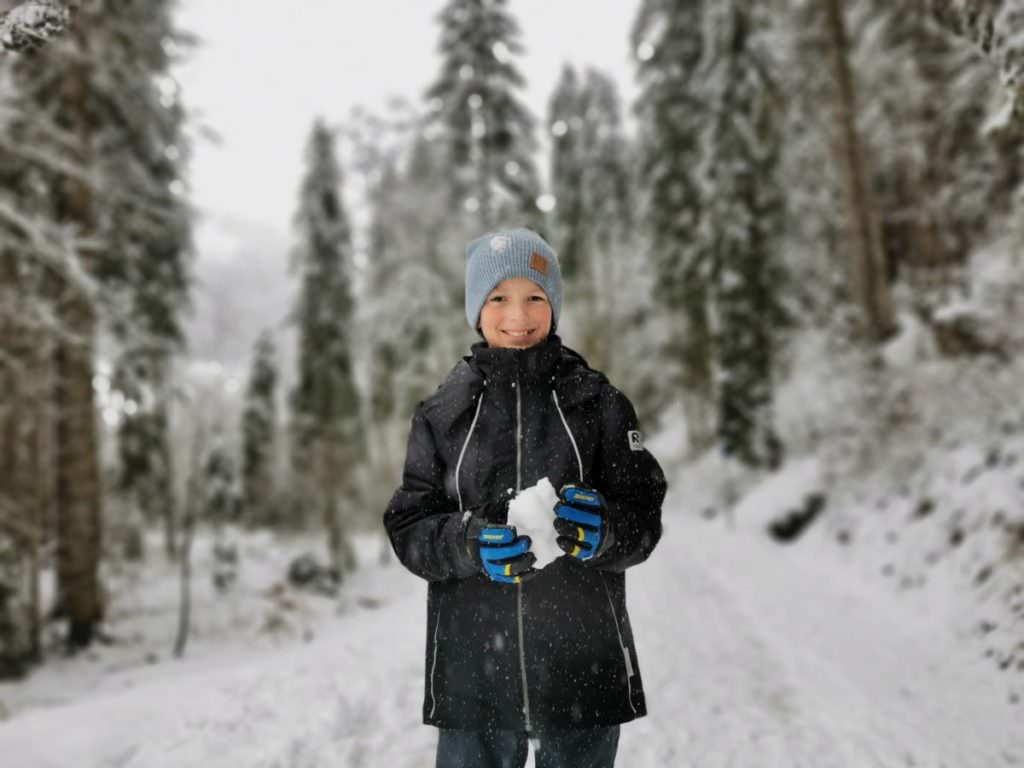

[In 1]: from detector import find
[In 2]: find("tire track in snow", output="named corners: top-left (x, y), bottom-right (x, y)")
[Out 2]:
top-left (621, 501), bottom-right (1022, 767)
top-left (623, 529), bottom-right (869, 767)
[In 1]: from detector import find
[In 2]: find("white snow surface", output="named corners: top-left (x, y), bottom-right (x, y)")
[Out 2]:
top-left (0, 474), bottom-right (1021, 767)
top-left (505, 477), bottom-right (561, 570)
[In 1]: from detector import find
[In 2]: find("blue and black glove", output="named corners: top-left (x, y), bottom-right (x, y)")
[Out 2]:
top-left (554, 485), bottom-right (611, 562)
top-left (464, 516), bottom-right (538, 584)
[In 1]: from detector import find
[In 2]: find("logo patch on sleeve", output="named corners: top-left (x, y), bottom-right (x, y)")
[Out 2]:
top-left (627, 430), bottom-right (644, 452)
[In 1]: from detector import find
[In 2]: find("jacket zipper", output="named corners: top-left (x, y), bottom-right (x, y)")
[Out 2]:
top-left (513, 373), bottom-right (533, 732)
top-left (515, 375), bottom-right (523, 492)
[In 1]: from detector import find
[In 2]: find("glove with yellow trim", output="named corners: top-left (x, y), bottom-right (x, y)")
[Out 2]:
top-left (553, 485), bottom-right (611, 562)
top-left (464, 516), bottom-right (538, 584)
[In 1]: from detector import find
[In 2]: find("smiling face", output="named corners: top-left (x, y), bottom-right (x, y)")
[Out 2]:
top-left (478, 277), bottom-right (553, 349)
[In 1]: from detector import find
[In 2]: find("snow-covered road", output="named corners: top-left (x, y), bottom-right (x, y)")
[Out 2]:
top-left (624, 519), bottom-right (1020, 767)
top-left (1, 495), bottom-right (1020, 767)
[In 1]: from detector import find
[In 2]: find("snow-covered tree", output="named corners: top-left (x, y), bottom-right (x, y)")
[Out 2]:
top-left (0, 0), bottom-right (193, 649)
top-left (0, 0), bottom-right (71, 53)
top-left (820, 0), bottom-right (898, 341)
top-left (345, 104), bottom-right (476, 529)
top-left (201, 434), bottom-right (237, 525)
top-left (113, 357), bottom-right (175, 553)
top-left (634, 0), bottom-right (790, 465)
top-left (700, 1), bottom-right (789, 469)
top-left (843, 1), bottom-right (1018, 314)
top-left (426, 0), bottom-right (542, 228)
top-left (101, 0), bottom-right (192, 561)
top-left (0, 13), bottom-right (105, 651)
top-left (546, 65), bottom-right (643, 380)
top-left (633, 0), bottom-right (717, 452)
top-left (240, 330), bottom-right (278, 527)
top-left (927, 0), bottom-right (1024, 134)
top-left (289, 119), bottom-right (359, 575)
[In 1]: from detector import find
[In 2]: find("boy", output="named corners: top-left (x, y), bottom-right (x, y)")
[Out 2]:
top-left (384, 228), bottom-right (666, 768)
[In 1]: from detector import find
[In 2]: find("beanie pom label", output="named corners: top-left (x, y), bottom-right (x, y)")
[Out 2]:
top-left (530, 251), bottom-right (548, 274)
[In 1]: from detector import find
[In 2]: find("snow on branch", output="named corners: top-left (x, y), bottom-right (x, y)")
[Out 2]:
top-left (0, 198), bottom-right (98, 303)
top-left (0, 495), bottom-right (42, 543)
top-left (929, 0), bottom-right (1024, 134)
top-left (0, 0), bottom-right (71, 54)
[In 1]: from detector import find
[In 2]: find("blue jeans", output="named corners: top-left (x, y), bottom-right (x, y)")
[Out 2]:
top-left (435, 726), bottom-right (620, 768)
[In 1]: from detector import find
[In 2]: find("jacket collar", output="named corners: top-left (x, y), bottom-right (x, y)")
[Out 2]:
top-left (469, 334), bottom-right (563, 383)
top-left (422, 335), bottom-right (603, 436)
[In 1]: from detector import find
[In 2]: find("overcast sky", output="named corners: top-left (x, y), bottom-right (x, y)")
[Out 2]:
top-left (175, 0), bottom-right (641, 255)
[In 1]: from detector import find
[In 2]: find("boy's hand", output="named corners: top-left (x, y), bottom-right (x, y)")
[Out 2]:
top-left (464, 517), bottom-right (538, 584)
top-left (553, 485), bottom-right (609, 562)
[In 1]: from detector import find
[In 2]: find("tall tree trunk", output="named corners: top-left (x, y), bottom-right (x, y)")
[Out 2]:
top-left (318, 438), bottom-right (342, 576)
top-left (54, 293), bottom-right (102, 648)
top-left (174, 421), bottom-right (203, 659)
top-left (679, 284), bottom-right (717, 455)
top-left (25, 326), bottom-right (51, 662)
top-left (0, 248), bottom-right (49, 674)
top-left (54, 57), bottom-right (102, 651)
top-left (822, 0), bottom-right (898, 340)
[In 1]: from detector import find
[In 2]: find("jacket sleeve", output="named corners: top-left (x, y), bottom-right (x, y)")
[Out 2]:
top-left (588, 385), bottom-right (666, 572)
top-left (383, 407), bottom-right (478, 582)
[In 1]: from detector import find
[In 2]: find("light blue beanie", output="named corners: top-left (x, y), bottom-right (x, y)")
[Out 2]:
top-left (464, 228), bottom-right (563, 331)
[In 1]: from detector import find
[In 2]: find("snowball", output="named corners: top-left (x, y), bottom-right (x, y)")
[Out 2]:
top-left (506, 478), bottom-right (562, 570)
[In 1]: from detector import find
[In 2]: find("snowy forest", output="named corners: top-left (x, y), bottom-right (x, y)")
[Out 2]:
top-left (1, 0), bottom-right (1024, 765)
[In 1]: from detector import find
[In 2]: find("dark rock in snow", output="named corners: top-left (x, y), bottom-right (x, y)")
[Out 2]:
top-left (974, 565), bottom-right (993, 587)
top-left (986, 446), bottom-right (1002, 468)
top-left (287, 554), bottom-right (340, 597)
top-left (912, 498), bottom-right (935, 520)
top-left (767, 492), bottom-right (826, 544)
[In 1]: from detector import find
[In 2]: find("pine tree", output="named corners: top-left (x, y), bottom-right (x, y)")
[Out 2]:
top-left (0, 0), bottom-right (193, 650)
top-left (821, 0), bottom-right (898, 340)
top-left (201, 430), bottom-right (239, 592)
top-left (112, 358), bottom-right (174, 558)
top-left (547, 65), bottom-right (636, 376)
top-left (0, 55), bottom-right (55, 672)
top-left (633, 0), bottom-right (717, 452)
top-left (634, 0), bottom-right (789, 466)
top-left (843, 1), bottom-right (1017, 312)
top-left (348, 108), bottom-right (473, 530)
top-left (240, 331), bottom-right (278, 527)
top-left (289, 119), bottom-right (359, 575)
top-left (700, 1), bottom-right (788, 469)
top-left (1, 11), bottom-right (105, 651)
top-left (426, 0), bottom-right (542, 228)
top-left (103, 0), bottom-right (192, 560)
top-left (927, 0), bottom-right (1024, 133)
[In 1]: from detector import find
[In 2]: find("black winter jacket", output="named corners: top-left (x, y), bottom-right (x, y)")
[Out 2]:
top-left (384, 335), bottom-right (666, 732)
